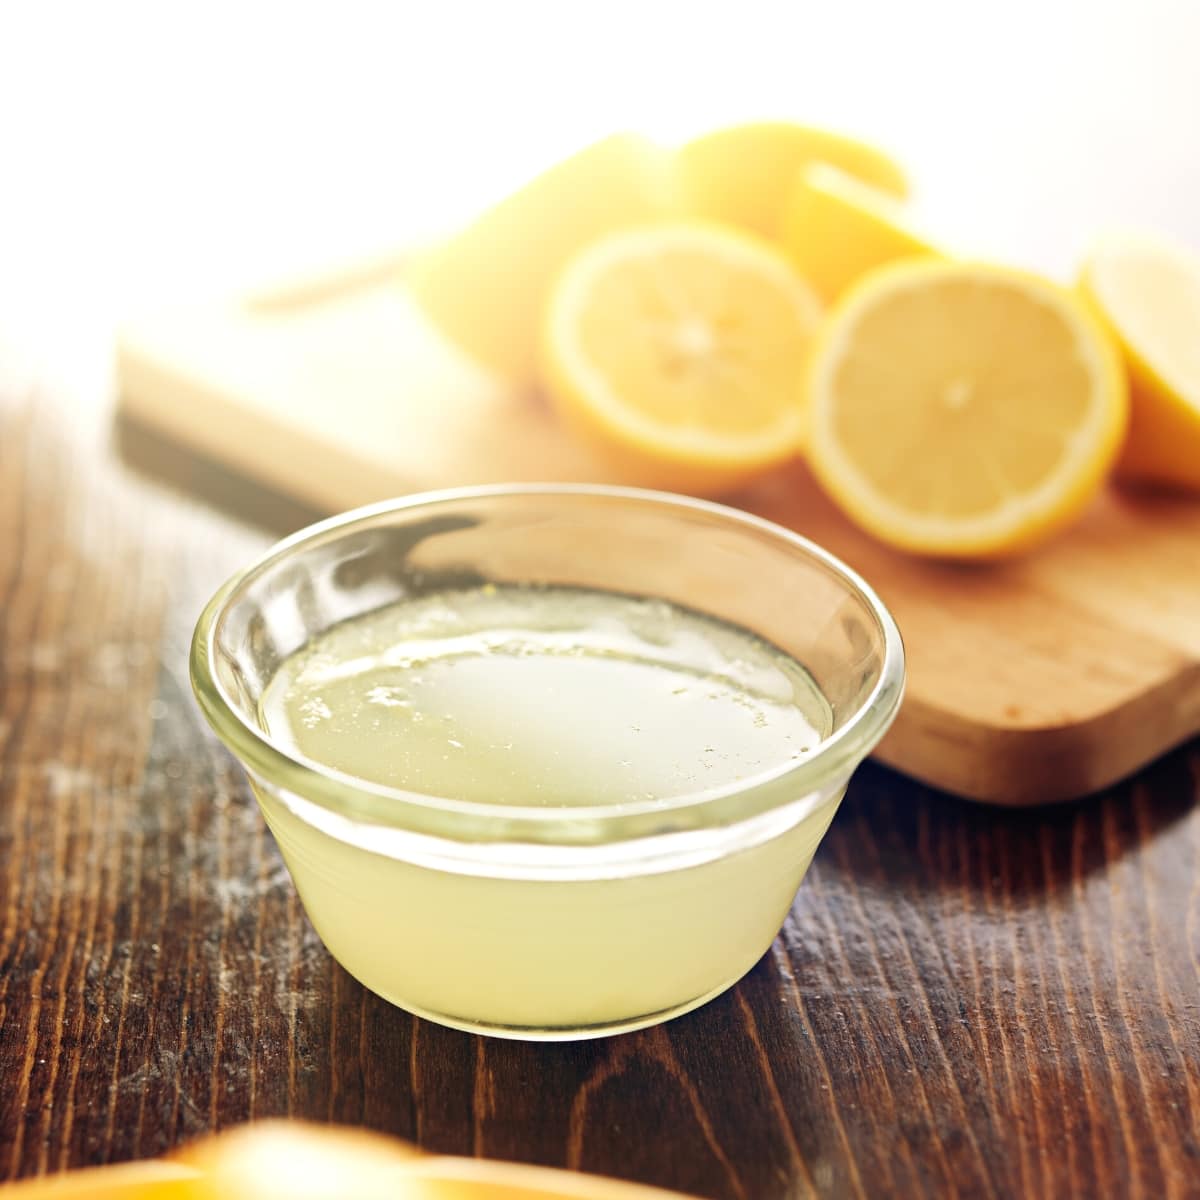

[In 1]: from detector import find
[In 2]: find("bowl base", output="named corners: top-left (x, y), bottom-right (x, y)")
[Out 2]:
top-left (345, 969), bottom-right (754, 1041)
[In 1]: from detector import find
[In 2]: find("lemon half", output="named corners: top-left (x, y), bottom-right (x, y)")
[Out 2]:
top-left (541, 222), bottom-right (822, 495)
top-left (806, 259), bottom-right (1128, 557)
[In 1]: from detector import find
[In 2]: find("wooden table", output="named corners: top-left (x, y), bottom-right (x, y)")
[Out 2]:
top-left (1, 384), bottom-right (1198, 1200)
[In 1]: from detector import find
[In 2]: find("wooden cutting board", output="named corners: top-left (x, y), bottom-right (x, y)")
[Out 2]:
top-left (116, 254), bottom-right (1200, 805)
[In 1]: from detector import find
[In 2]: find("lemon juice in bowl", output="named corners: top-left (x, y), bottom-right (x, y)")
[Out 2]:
top-left (191, 486), bottom-right (903, 1039)
top-left (262, 586), bottom-right (831, 811)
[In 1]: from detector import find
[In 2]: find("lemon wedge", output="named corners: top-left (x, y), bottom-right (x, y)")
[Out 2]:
top-left (781, 162), bottom-right (938, 301)
top-left (410, 134), bottom-right (676, 382)
top-left (1080, 230), bottom-right (1200, 491)
top-left (806, 260), bottom-right (1128, 557)
top-left (540, 222), bottom-right (822, 494)
top-left (676, 121), bottom-right (907, 239)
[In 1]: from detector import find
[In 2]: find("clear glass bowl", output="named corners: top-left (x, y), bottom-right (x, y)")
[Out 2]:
top-left (191, 485), bottom-right (904, 1039)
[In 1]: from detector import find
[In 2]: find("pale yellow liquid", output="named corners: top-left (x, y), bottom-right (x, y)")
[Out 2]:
top-left (256, 585), bottom-right (841, 1037)
top-left (263, 585), bottom-right (828, 805)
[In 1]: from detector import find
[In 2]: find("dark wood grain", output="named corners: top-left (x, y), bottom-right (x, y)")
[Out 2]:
top-left (1, 383), bottom-right (1198, 1199)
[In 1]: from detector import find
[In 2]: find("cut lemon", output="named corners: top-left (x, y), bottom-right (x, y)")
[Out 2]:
top-left (1079, 230), bottom-right (1200, 491)
top-left (781, 162), bottom-right (938, 301)
top-left (676, 121), bottom-right (907, 240)
top-left (806, 260), bottom-right (1128, 558)
top-left (410, 134), bottom-right (676, 382)
top-left (540, 222), bottom-right (822, 495)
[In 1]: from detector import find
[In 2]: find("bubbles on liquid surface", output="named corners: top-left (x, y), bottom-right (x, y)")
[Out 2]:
top-left (261, 585), bottom-right (832, 808)
top-left (298, 696), bottom-right (332, 728)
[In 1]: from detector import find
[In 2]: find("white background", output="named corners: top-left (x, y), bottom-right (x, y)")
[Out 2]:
top-left (2, 0), bottom-right (1198, 395)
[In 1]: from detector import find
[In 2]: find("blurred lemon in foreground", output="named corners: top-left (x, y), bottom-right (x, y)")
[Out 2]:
top-left (1079, 230), bottom-right (1200, 492)
top-left (781, 163), bottom-right (938, 301)
top-left (184, 1122), bottom-right (696, 1199)
top-left (806, 260), bottom-right (1128, 557)
top-left (676, 121), bottom-right (907, 239)
top-left (410, 134), bottom-right (675, 382)
top-left (540, 222), bottom-right (823, 494)
top-left (6, 1121), bottom-right (698, 1199)
top-left (179, 1121), bottom-right (426, 1199)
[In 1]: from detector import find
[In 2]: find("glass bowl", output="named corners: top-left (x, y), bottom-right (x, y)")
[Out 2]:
top-left (190, 485), bottom-right (904, 1039)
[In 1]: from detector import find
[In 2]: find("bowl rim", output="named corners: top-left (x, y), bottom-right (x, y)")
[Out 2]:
top-left (190, 483), bottom-right (905, 846)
